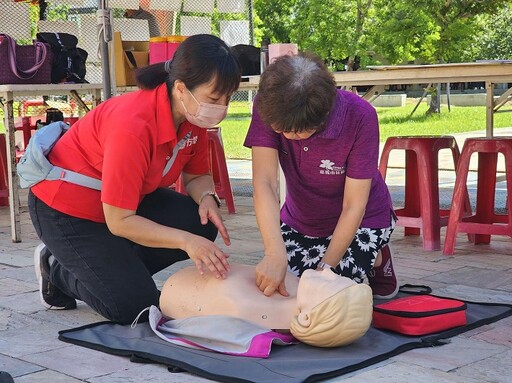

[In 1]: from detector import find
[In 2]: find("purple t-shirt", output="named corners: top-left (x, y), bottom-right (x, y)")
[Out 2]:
top-left (244, 89), bottom-right (393, 237)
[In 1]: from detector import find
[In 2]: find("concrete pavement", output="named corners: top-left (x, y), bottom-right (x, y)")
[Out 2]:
top-left (0, 129), bottom-right (511, 382)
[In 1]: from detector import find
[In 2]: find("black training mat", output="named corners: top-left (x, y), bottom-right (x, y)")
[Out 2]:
top-left (59, 294), bottom-right (512, 383)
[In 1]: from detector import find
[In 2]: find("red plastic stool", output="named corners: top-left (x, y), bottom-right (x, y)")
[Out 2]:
top-left (0, 134), bottom-right (9, 206)
top-left (443, 137), bottom-right (512, 255)
top-left (379, 135), bottom-right (470, 251)
top-left (174, 128), bottom-right (236, 214)
top-left (19, 99), bottom-right (45, 116)
top-left (14, 116), bottom-right (33, 150)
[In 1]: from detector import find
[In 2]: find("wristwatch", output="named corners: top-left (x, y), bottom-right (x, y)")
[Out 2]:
top-left (199, 191), bottom-right (221, 208)
top-left (317, 261), bottom-right (335, 270)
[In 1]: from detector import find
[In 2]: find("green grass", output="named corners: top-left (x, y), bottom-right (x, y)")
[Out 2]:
top-left (376, 101), bottom-right (512, 140)
top-left (220, 100), bottom-right (512, 160)
top-left (3, 99), bottom-right (511, 160)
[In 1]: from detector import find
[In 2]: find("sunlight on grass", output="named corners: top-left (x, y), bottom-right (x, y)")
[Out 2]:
top-left (377, 102), bottom-right (512, 141)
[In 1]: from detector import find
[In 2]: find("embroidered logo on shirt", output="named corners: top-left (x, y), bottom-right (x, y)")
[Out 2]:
top-left (185, 135), bottom-right (198, 147)
top-left (319, 159), bottom-right (346, 175)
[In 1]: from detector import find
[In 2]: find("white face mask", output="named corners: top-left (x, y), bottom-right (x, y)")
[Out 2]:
top-left (181, 90), bottom-right (228, 128)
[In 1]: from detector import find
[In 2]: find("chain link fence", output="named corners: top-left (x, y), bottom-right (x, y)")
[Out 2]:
top-left (0, 0), bottom-right (255, 111)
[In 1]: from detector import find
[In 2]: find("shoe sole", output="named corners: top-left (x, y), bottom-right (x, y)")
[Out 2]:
top-left (33, 243), bottom-right (71, 310)
top-left (372, 280), bottom-right (400, 300)
top-left (34, 243), bottom-right (54, 309)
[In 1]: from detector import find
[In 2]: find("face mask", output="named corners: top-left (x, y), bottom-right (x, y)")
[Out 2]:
top-left (181, 90), bottom-right (228, 128)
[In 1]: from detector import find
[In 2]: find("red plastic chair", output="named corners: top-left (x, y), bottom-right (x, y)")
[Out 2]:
top-left (1, 116), bottom-right (83, 208)
top-left (443, 137), bottom-right (512, 255)
top-left (379, 135), bottom-right (471, 251)
top-left (174, 128), bottom-right (236, 214)
top-left (14, 116), bottom-right (34, 150)
top-left (0, 134), bottom-right (9, 206)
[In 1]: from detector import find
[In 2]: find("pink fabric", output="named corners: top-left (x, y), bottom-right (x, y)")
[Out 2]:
top-left (268, 43), bottom-right (298, 63)
top-left (147, 306), bottom-right (297, 358)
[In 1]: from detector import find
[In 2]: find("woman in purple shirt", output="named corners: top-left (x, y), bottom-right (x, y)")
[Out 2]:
top-left (244, 53), bottom-right (398, 299)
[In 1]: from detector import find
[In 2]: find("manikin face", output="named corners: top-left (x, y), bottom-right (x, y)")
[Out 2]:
top-left (296, 269), bottom-right (355, 315)
top-left (290, 269), bottom-right (373, 347)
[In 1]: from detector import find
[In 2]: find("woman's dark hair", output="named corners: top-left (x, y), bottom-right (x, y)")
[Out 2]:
top-left (136, 34), bottom-right (241, 96)
top-left (256, 52), bottom-right (336, 133)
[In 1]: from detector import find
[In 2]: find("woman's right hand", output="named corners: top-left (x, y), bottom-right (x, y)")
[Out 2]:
top-left (255, 255), bottom-right (289, 297)
top-left (185, 235), bottom-right (230, 279)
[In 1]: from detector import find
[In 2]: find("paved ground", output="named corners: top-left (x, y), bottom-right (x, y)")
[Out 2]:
top-left (1, 129), bottom-right (511, 382)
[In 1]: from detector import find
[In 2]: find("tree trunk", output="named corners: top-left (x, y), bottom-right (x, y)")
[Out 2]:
top-left (346, 56), bottom-right (356, 71)
top-left (38, 0), bottom-right (47, 20)
top-left (426, 83), bottom-right (441, 114)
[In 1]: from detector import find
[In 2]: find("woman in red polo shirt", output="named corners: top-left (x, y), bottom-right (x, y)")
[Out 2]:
top-left (28, 34), bottom-right (241, 324)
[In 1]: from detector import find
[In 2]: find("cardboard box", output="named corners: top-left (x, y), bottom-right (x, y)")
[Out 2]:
top-left (113, 31), bottom-right (149, 87)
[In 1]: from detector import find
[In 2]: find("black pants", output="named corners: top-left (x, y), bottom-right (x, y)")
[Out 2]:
top-left (28, 188), bottom-right (217, 324)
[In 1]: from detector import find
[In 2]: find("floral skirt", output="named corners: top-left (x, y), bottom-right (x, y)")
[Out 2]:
top-left (282, 211), bottom-right (396, 283)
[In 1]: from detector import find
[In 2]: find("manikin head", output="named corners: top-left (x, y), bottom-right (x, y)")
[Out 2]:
top-left (289, 269), bottom-right (373, 347)
top-left (160, 263), bottom-right (373, 347)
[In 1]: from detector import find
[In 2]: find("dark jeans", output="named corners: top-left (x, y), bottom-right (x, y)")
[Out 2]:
top-left (28, 188), bottom-right (217, 324)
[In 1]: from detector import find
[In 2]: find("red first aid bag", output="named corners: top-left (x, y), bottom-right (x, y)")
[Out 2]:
top-left (373, 295), bottom-right (467, 336)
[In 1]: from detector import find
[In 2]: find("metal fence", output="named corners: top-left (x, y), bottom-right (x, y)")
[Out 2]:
top-left (0, 0), bottom-right (256, 149)
top-left (1, 0), bottom-right (255, 97)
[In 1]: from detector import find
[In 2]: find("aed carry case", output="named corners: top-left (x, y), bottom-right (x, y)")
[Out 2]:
top-left (372, 295), bottom-right (467, 336)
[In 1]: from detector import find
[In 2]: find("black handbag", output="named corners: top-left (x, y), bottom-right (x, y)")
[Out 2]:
top-left (36, 32), bottom-right (88, 83)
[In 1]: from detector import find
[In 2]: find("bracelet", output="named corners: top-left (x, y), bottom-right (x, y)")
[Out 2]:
top-left (199, 191), bottom-right (221, 208)
top-left (317, 261), bottom-right (335, 270)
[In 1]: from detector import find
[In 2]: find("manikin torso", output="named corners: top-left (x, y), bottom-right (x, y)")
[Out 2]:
top-left (160, 263), bottom-right (299, 329)
top-left (160, 263), bottom-right (355, 330)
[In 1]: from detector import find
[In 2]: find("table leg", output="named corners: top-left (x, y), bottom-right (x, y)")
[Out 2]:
top-left (70, 90), bottom-right (90, 114)
top-left (3, 95), bottom-right (22, 242)
top-left (485, 81), bottom-right (494, 138)
top-left (93, 88), bottom-right (102, 107)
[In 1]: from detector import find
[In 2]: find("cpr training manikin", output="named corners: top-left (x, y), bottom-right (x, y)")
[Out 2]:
top-left (160, 263), bottom-right (373, 347)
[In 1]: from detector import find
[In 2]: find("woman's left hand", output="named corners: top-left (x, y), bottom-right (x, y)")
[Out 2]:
top-left (199, 196), bottom-right (231, 246)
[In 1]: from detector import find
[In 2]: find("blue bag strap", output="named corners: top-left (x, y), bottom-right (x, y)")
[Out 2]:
top-left (47, 166), bottom-right (102, 190)
top-left (162, 131), bottom-right (191, 177)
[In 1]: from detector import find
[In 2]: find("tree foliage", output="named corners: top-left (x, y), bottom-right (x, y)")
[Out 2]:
top-left (254, 0), bottom-right (376, 69)
top-left (474, 4), bottom-right (512, 60)
top-left (253, 0), bottom-right (297, 45)
top-left (290, 0), bottom-right (375, 70)
top-left (253, 0), bottom-right (512, 66)
top-left (369, 0), bottom-right (511, 64)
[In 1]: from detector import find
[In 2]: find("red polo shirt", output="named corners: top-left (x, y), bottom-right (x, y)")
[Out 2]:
top-left (31, 84), bottom-right (209, 223)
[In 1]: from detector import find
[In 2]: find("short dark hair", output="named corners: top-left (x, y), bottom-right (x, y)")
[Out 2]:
top-left (136, 34), bottom-right (241, 96)
top-left (256, 53), bottom-right (336, 133)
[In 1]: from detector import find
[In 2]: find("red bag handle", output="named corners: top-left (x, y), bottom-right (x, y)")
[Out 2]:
top-left (1, 33), bottom-right (48, 80)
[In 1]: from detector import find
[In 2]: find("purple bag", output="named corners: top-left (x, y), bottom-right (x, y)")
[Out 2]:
top-left (0, 33), bottom-right (53, 85)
